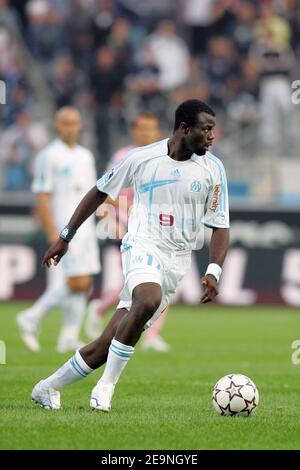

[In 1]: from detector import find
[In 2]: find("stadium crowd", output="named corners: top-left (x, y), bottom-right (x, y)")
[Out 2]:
top-left (0, 0), bottom-right (299, 190)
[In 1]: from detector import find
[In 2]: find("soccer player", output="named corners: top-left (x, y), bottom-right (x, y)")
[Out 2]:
top-left (17, 107), bottom-right (100, 353)
top-left (31, 99), bottom-right (229, 411)
top-left (86, 112), bottom-right (171, 352)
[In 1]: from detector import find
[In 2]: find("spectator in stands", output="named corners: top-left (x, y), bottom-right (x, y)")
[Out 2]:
top-left (25, 0), bottom-right (67, 60)
top-left (4, 82), bottom-right (31, 127)
top-left (251, 4), bottom-right (295, 151)
top-left (181, 0), bottom-right (216, 56)
top-left (106, 17), bottom-right (134, 75)
top-left (202, 36), bottom-right (240, 111)
top-left (66, 0), bottom-right (94, 73)
top-left (91, 0), bottom-right (116, 49)
top-left (0, 109), bottom-right (48, 190)
top-left (1, 0), bottom-right (300, 194)
top-left (255, 2), bottom-right (292, 49)
top-left (148, 20), bottom-right (190, 92)
top-left (90, 46), bottom-right (125, 168)
top-left (118, 0), bottom-right (175, 31)
top-left (210, 0), bottom-right (238, 38)
top-left (0, 26), bottom-right (31, 126)
top-left (49, 53), bottom-right (86, 108)
top-left (227, 58), bottom-right (259, 130)
top-left (287, 0), bottom-right (300, 56)
top-left (125, 44), bottom-right (163, 115)
top-left (227, 1), bottom-right (257, 57)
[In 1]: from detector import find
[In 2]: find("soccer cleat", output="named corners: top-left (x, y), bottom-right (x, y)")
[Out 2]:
top-left (90, 382), bottom-right (115, 412)
top-left (141, 335), bottom-right (171, 353)
top-left (85, 300), bottom-right (103, 341)
top-left (31, 380), bottom-right (61, 410)
top-left (16, 311), bottom-right (40, 352)
top-left (56, 339), bottom-right (85, 354)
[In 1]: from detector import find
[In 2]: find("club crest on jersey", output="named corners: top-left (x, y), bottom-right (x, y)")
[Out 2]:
top-left (190, 180), bottom-right (202, 192)
top-left (210, 184), bottom-right (221, 212)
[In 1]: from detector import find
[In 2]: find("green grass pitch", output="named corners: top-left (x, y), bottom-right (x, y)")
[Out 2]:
top-left (0, 302), bottom-right (300, 450)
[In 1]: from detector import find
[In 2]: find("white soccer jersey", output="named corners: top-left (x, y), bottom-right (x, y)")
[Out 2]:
top-left (32, 138), bottom-right (97, 235)
top-left (97, 138), bottom-right (230, 252)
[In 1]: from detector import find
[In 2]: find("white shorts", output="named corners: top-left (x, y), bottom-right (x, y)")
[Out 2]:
top-left (61, 232), bottom-right (101, 277)
top-left (117, 240), bottom-right (191, 329)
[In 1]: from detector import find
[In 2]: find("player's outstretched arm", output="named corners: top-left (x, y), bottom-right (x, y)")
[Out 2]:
top-left (42, 186), bottom-right (107, 267)
top-left (200, 227), bottom-right (229, 304)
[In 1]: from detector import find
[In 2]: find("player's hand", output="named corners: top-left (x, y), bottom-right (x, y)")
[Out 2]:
top-left (42, 238), bottom-right (69, 268)
top-left (200, 274), bottom-right (218, 304)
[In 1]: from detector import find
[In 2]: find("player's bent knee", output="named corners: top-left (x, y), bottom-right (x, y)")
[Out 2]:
top-left (131, 283), bottom-right (162, 324)
top-left (133, 297), bottom-right (161, 323)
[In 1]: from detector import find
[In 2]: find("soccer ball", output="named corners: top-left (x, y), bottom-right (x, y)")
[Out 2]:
top-left (212, 374), bottom-right (259, 417)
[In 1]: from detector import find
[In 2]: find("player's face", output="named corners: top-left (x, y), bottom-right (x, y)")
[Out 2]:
top-left (131, 117), bottom-right (161, 147)
top-left (55, 111), bottom-right (82, 146)
top-left (185, 112), bottom-right (216, 156)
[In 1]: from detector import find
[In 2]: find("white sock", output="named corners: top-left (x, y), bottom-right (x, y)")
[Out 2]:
top-left (98, 338), bottom-right (135, 386)
top-left (25, 283), bottom-right (68, 322)
top-left (43, 350), bottom-right (93, 390)
top-left (58, 292), bottom-right (87, 345)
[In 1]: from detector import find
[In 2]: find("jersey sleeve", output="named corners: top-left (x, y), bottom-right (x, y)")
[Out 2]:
top-left (31, 149), bottom-right (54, 193)
top-left (96, 149), bottom-right (136, 200)
top-left (202, 159), bottom-right (230, 229)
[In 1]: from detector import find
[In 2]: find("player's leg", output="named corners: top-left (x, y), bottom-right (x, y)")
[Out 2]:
top-left (141, 307), bottom-right (170, 352)
top-left (17, 265), bottom-right (67, 352)
top-left (31, 307), bottom-right (128, 409)
top-left (115, 282), bottom-right (162, 345)
top-left (87, 247), bottom-right (164, 411)
top-left (32, 282), bottom-right (162, 410)
top-left (32, 247), bottom-right (162, 410)
top-left (78, 307), bottom-right (129, 367)
top-left (89, 281), bottom-right (162, 411)
top-left (79, 281), bottom-right (162, 367)
top-left (56, 275), bottom-right (91, 353)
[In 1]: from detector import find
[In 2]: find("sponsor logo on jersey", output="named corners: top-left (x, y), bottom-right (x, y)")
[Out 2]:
top-left (190, 180), bottom-right (202, 192)
top-left (171, 168), bottom-right (181, 178)
top-left (210, 184), bottom-right (221, 212)
top-left (104, 168), bottom-right (114, 183)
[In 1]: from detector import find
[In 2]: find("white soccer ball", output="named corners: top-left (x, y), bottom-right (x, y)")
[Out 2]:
top-left (212, 374), bottom-right (259, 417)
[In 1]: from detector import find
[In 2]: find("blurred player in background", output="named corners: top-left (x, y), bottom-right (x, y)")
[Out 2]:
top-left (86, 112), bottom-right (171, 352)
top-left (17, 107), bottom-right (100, 353)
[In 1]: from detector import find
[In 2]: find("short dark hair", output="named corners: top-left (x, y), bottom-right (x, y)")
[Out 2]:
top-left (173, 99), bottom-right (215, 132)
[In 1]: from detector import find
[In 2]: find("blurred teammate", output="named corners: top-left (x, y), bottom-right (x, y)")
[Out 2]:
top-left (17, 107), bottom-right (100, 353)
top-left (86, 112), bottom-right (170, 352)
top-left (32, 99), bottom-right (229, 412)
